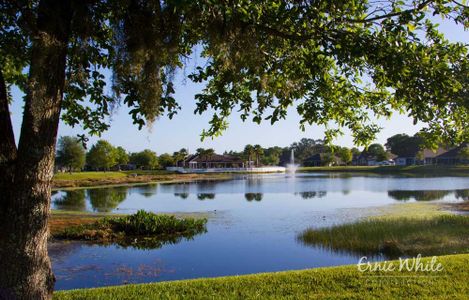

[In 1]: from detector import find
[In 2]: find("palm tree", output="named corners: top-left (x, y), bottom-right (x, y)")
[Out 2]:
top-left (253, 144), bottom-right (264, 167)
top-left (243, 145), bottom-right (255, 167)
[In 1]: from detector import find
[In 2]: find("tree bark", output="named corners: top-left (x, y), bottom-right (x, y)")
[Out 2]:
top-left (0, 0), bottom-right (72, 299)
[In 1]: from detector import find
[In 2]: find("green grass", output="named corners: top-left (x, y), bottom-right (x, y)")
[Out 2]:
top-left (53, 170), bottom-right (172, 181)
top-left (54, 253), bottom-right (469, 299)
top-left (298, 215), bottom-right (469, 257)
top-left (299, 165), bottom-right (469, 175)
top-left (54, 210), bottom-right (207, 249)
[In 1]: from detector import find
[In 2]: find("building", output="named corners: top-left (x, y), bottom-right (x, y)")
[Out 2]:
top-left (435, 144), bottom-right (469, 165)
top-left (178, 153), bottom-right (244, 169)
top-left (394, 145), bottom-right (468, 166)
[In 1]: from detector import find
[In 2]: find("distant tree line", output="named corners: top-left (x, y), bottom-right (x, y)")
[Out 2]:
top-left (56, 134), bottom-right (469, 172)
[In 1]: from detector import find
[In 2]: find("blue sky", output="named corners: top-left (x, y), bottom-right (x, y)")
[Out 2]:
top-left (9, 18), bottom-right (467, 154)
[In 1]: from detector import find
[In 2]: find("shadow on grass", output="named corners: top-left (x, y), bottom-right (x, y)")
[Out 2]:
top-left (298, 215), bottom-right (469, 258)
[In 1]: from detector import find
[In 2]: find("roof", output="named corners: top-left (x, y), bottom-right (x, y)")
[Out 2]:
top-left (435, 144), bottom-right (468, 159)
top-left (421, 148), bottom-right (448, 158)
top-left (186, 153), bottom-right (243, 163)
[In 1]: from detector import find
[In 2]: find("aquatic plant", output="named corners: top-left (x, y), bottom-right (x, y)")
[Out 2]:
top-left (54, 210), bottom-right (207, 249)
top-left (298, 215), bottom-right (469, 258)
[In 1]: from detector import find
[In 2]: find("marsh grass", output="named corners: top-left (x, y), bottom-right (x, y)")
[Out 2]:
top-left (54, 210), bottom-right (207, 249)
top-left (298, 215), bottom-right (469, 258)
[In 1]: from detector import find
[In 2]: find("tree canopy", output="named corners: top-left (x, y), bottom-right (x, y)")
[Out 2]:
top-left (56, 136), bottom-right (86, 172)
top-left (2, 0), bottom-right (468, 150)
top-left (86, 140), bottom-right (118, 170)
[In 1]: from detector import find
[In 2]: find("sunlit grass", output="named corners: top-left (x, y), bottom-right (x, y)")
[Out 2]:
top-left (54, 254), bottom-right (469, 299)
top-left (298, 215), bottom-right (469, 257)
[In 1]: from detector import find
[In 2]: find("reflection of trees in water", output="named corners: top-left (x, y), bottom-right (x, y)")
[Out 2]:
top-left (174, 193), bottom-right (189, 199)
top-left (295, 191), bottom-right (327, 199)
top-left (54, 190), bottom-right (86, 211)
top-left (388, 190), bottom-right (452, 201)
top-left (455, 189), bottom-right (469, 201)
top-left (133, 184), bottom-right (157, 198)
top-left (245, 193), bottom-right (263, 202)
top-left (197, 193), bottom-right (215, 200)
top-left (88, 187), bottom-right (128, 212)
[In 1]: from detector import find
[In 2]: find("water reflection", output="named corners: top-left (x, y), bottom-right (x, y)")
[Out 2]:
top-left (88, 187), bottom-right (127, 212)
top-left (295, 191), bottom-right (327, 199)
top-left (132, 184), bottom-right (158, 198)
top-left (54, 190), bottom-right (86, 211)
top-left (174, 193), bottom-right (189, 199)
top-left (245, 193), bottom-right (263, 202)
top-left (388, 190), bottom-right (454, 201)
top-left (197, 193), bottom-right (215, 200)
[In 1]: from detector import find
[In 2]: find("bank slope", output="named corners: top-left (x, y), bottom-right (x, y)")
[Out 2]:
top-left (55, 254), bottom-right (469, 299)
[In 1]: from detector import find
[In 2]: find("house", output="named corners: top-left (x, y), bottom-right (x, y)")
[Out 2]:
top-left (303, 153), bottom-right (342, 167)
top-left (178, 153), bottom-right (244, 169)
top-left (421, 148), bottom-right (448, 165)
top-left (435, 144), bottom-right (469, 165)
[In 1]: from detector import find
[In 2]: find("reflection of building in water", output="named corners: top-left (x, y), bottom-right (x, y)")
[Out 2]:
top-left (197, 193), bottom-right (215, 200)
top-left (245, 193), bottom-right (263, 202)
top-left (387, 190), bottom-right (453, 201)
top-left (295, 191), bottom-right (327, 199)
top-left (88, 186), bottom-right (128, 212)
top-left (54, 190), bottom-right (86, 211)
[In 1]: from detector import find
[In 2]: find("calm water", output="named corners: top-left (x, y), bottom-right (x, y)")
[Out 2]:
top-left (50, 173), bottom-right (469, 290)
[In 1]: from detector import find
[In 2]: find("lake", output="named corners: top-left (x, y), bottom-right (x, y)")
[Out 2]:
top-left (50, 173), bottom-right (469, 290)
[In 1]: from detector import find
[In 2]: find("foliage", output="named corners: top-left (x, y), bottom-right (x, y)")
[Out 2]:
top-left (299, 215), bottom-right (469, 258)
top-left (54, 210), bottom-right (207, 249)
top-left (253, 144), bottom-right (264, 166)
top-left (385, 134), bottom-right (424, 157)
top-left (86, 140), bottom-right (118, 171)
top-left (159, 153), bottom-right (175, 168)
top-left (196, 148), bottom-right (215, 164)
top-left (172, 148), bottom-right (188, 164)
top-left (129, 149), bottom-right (159, 169)
top-left (114, 146), bottom-right (129, 165)
top-left (88, 187), bottom-right (127, 213)
top-left (56, 136), bottom-right (86, 172)
top-left (261, 147), bottom-right (283, 166)
top-left (362, 143), bottom-right (388, 161)
top-left (337, 147), bottom-right (353, 165)
top-left (55, 254), bottom-right (469, 300)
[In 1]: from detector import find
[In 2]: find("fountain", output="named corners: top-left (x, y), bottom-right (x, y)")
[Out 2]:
top-left (286, 149), bottom-right (299, 173)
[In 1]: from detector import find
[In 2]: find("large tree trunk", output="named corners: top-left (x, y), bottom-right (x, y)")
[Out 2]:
top-left (0, 0), bottom-right (72, 299)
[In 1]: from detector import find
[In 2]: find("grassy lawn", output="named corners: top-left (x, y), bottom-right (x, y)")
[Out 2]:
top-left (299, 165), bottom-right (469, 175)
top-left (54, 253), bottom-right (469, 299)
top-left (52, 171), bottom-right (231, 189)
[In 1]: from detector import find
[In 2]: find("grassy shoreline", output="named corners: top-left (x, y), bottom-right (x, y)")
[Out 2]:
top-left (52, 170), bottom-right (232, 189)
top-left (53, 165), bottom-right (469, 189)
top-left (299, 164), bottom-right (469, 175)
top-left (54, 253), bottom-right (469, 299)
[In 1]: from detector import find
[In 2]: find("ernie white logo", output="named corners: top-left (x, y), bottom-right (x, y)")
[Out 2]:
top-left (357, 254), bottom-right (444, 273)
